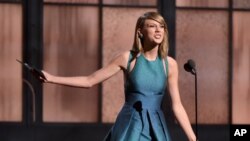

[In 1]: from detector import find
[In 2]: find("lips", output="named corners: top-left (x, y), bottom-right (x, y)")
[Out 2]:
top-left (154, 34), bottom-right (162, 39)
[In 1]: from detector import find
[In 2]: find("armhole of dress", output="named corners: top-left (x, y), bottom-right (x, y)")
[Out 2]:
top-left (127, 51), bottom-right (133, 72)
top-left (127, 51), bottom-right (140, 73)
top-left (162, 57), bottom-right (169, 78)
top-left (166, 57), bottom-right (169, 77)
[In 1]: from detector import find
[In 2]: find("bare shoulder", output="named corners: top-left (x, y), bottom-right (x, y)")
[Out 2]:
top-left (167, 56), bottom-right (178, 68)
top-left (116, 51), bottom-right (130, 63)
top-left (119, 51), bottom-right (130, 60)
top-left (167, 56), bottom-right (178, 76)
top-left (111, 51), bottom-right (131, 69)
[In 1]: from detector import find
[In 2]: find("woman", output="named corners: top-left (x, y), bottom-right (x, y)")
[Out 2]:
top-left (40, 12), bottom-right (196, 141)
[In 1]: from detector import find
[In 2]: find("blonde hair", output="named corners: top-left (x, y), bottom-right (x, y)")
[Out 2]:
top-left (132, 12), bottom-right (169, 59)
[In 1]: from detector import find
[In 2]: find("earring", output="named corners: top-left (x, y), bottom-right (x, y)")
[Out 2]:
top-left (139, 33), bottom-right (143, 39)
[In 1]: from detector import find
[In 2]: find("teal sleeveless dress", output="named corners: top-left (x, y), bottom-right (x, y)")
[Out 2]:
top-left (104, 51), bottom-right (172, 141)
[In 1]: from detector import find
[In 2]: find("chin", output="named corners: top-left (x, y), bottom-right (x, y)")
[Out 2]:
top-left (150, 42), bottom-right (161, 47)
top-left (154, 40), bottom-right (163, 44)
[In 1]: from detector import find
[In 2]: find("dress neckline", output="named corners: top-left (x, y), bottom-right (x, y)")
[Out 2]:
top-left (141, 53), bottom-right (158, 62)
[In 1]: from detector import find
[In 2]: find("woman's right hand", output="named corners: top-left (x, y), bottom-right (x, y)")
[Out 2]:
top-left (40, 70), bottom-right (51, 83)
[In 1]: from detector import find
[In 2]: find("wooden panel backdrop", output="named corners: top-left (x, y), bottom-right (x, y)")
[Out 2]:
top-left (176, 10), bottom-right (229, 124)
top-left (44, 0), bottom-right (98, 4)
top-left (0, 4), bottom-right (22, 122)
top-left (103, 0), bottom-right (156, 6)
top-left (232, 12), bottom-right (250, 124)
top-left (233, 0), bottom-right (250, 9)
top-left (43, 5), bottom-right (99, 122)
top-left (176, 0), bottom-right (228, 8)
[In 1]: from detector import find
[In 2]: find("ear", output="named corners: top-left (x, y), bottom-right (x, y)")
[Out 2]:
top-left (137, 29), bottom-right (143, 38)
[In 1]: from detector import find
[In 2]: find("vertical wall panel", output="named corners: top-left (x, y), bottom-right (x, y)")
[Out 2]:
top-left (232, 12), bottom-right (250, 124)
top-left (44, 0), bottom-right (98, 4)
top-left (102, 8), bottom-right (156, 123)
top-left (176, 10), bottom-right (229, 124)
top-left (43, 5), bottom-right (99, 122)
top-left (103, 0), bottom-right (156, 6)
top-left (176, 0), bottom-right (228, 8)
top-left (0, 4), bottom-right (22, 121)
top-left (233, 0), bottom-right (250, 9)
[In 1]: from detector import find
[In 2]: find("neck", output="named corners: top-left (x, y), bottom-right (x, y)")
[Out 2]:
top-left (142, 45), bottom-right (159, 61)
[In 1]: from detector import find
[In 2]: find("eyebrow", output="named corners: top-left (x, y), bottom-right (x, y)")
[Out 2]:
top-left (146, 23), bottom-right (164, 26)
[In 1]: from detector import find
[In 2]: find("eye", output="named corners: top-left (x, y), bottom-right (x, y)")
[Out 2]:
top-left (148, 24), bottom-right (156, 28)
top-left (145, 23), bottom-right (165, 30)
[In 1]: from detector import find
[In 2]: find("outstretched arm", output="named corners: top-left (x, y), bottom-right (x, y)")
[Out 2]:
top-left (42, 51), bottom-right (130, 88)
top-left (167, 57), bottom-right (196, 141)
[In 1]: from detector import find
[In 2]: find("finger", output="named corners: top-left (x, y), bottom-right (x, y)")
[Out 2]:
top-left (39, 76), bottom-right (46, 83)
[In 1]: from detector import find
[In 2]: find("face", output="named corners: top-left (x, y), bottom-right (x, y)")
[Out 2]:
top-left (139, 19), bottom-right (165, 46)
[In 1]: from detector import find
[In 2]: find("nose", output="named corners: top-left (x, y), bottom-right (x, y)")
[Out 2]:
top-left (155, 25), bottom-right (163, 32)
top-left (155, 26), bottom-right (161, 32)
top-left (155, 26), bottom-right (160, 31)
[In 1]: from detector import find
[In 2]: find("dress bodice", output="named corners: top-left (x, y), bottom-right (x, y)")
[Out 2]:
top-left (125, 52), bottom-right (168, 97)
top-left (104, 51), bottom-right (172, 141)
